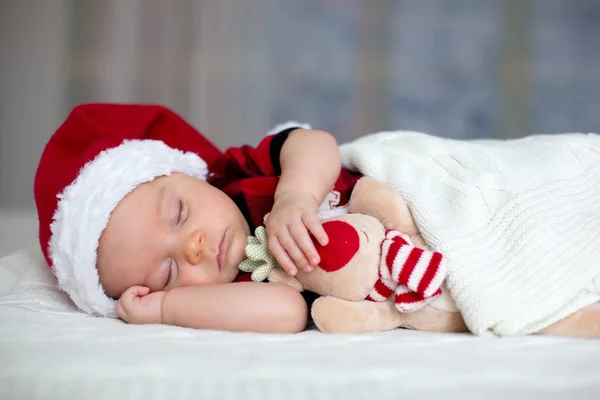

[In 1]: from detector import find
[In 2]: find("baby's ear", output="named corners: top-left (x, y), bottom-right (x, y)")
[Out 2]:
top-left (268, 269), bottom-right (304, 292)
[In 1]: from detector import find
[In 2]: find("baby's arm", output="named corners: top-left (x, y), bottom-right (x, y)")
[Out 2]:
top-left (276, 128), bottom-right (341, 205)
top-left (267, 129), bottom-right (342, 274)
top-left (117, 282), bottom-right (308, 333)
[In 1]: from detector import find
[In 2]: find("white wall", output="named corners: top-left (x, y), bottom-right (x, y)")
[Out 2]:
top-left (0, 0), bottom-right (69, 210)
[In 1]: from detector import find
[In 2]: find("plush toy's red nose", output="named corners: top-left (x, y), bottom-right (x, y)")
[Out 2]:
top-left (312, 220), bottom-right (360, 272)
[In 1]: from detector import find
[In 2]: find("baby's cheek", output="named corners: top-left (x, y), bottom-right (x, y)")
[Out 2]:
top-left (177, 268), bottom-right (219, 288)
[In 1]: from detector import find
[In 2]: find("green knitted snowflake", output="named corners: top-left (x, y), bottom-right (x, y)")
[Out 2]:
top-left (238, 226), bottom-right (280, 282)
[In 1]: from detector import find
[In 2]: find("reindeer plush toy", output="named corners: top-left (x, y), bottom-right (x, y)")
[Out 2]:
top-left (239, 177), bottom-right (467, 334)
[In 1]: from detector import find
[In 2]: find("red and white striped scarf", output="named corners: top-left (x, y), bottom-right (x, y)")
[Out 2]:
top-left (366, 230), bottom-right (446, 312)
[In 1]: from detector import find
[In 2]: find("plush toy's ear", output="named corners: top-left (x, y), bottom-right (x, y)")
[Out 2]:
top-left (349, 177), bottom-right (427, 248)
top-left (349, 177), bottom-right (417, 233)
top-left (268, 268), bottom-right (304, 292)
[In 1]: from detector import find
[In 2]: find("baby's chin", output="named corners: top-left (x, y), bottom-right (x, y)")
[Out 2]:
top-left (223, 235), bottom-right (248, 282)
top-left (224, 258), bottom-right (245, 283)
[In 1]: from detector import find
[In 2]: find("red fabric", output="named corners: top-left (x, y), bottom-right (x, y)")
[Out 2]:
top-left (211, 130), bottom-right (362, 282)
top-left (312, 220), bottom-right (360, 272)
top-left (394, 290), bottom-right (431, 308)
top-left (366, 279), bottom-right (395, 302)
top-left (234, 272), bottom-right (253, 282)
top-left (208, 131), bottom-right (362, 232)
top-left (418, 252), bottom-right (443, 295)
top-left (34, 103), bottom-right (222, 269)
top-left (398, 247), bottom-right (422, 284)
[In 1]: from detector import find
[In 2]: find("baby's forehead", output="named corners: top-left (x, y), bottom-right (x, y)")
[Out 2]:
top-left (122, 173), bottom-right (182, 205)
top-left (153, 172), bottom-right (203, 186)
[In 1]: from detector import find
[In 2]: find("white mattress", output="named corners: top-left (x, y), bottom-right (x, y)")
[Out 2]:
top-left (1, 223), bottom-right (600, 399)
top-left (0, 209), bottom-right (39, 258)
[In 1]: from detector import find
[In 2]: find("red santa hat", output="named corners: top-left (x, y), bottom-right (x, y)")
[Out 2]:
top-left (34, 103), bottom-right (222, 318)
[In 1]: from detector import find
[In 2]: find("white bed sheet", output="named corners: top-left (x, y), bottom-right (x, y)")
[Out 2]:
top-left (1, 245), bottom-right (600, 400)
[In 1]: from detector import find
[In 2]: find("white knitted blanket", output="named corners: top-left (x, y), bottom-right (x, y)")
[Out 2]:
top-left (339, 131), bottom-right (600, 336)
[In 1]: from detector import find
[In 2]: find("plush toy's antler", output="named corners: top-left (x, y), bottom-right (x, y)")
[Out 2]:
top-left (238, 226), bottom-right (280, 282)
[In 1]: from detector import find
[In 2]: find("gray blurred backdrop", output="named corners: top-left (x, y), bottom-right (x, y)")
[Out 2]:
top-left (1, 0), bottom-right (599, 254)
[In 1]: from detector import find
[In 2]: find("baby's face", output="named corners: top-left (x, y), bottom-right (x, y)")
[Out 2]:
top-left (96, 173), bottom-right (250, 299)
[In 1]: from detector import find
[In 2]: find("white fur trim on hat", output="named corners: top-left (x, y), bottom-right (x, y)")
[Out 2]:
top-left (49, 140), bottom-right (208, 317)
top-left (267, 121), bottom-right (311, 136)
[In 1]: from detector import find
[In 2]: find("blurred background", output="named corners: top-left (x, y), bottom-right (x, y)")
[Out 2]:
top-left (1, 0), bottom-right (599, 255)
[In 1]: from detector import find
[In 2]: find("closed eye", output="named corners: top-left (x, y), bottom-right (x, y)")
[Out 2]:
top-left (177, 199), bottom-right (188, 226)
top-left (163, 258), bottom-right (177, 289)
top-left (360, 229), bottom-right (369, 243)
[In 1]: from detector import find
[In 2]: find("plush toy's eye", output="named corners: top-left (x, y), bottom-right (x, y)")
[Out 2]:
top-left (312, 220), bottom-right (360, 272)
top-left (359, 229), bottom-right (369, 243)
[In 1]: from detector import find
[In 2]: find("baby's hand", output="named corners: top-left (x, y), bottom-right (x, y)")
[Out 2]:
top-left (266, 190), bottom-right (328, 276)
top-left (116, 286), bottom-right (166, 325)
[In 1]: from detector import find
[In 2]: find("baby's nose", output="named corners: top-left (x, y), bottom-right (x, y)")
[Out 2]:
top-left (184, 230), bottom-right (205, 265)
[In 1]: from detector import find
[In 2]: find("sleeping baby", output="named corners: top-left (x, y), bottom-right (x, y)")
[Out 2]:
top-left (34, 103), bottom-right (600, 338)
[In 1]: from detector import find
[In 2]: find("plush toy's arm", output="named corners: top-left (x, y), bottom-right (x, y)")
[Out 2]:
top-left (349, 177), bottom-right (428, 248)
top-left (268, 268), bottom-right (304, 292)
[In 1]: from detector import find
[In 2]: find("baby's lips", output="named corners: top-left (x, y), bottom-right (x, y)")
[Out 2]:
top-left (311, 220), bottom-right (360, 272)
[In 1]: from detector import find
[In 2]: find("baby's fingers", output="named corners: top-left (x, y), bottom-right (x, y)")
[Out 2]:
top-left (303, 212), bottom-right (328, 246)
top-left (290, 217), bottom-right (321, 269)
top-left (116, 286), bottom-right (149, 320)
top-left (122, 286), bottom-right (150, 302)
top-left (269, 233), bottom-right (302, 276)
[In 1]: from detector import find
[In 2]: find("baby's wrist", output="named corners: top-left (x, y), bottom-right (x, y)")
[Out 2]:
top-left (274, 188), bottom-right (321, 208)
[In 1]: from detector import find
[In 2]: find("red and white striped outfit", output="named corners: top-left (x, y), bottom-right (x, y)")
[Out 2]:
top-left (366, 230), bottom-right (446, 312)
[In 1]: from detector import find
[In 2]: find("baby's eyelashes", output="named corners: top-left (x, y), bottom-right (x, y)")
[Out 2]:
top-left (177, 199), bottom-right (188, 226)
top-left (165, 258), bottom-right (179, 289)
top-left (167, 196), bottom-right (188, 228)
top-left (156, 258), bottom-right (175, 290)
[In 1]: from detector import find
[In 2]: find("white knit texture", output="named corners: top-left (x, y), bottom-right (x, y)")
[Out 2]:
top-left (339, 130), bottom-right (600, 336)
